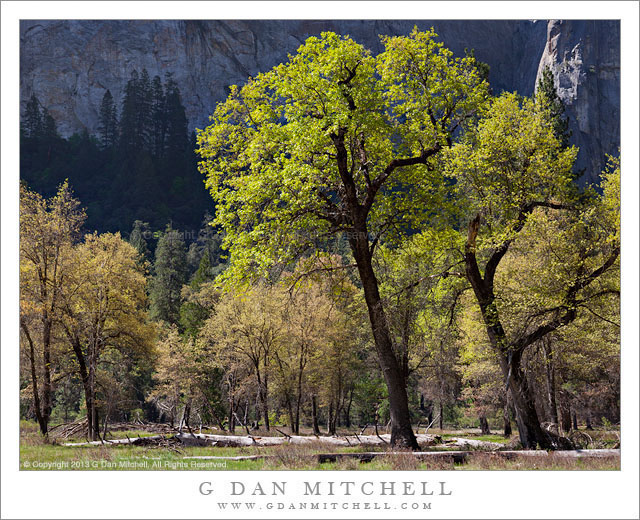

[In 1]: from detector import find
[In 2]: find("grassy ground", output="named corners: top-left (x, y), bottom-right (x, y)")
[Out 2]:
top-left (19, 421), bottom-right (620, 471)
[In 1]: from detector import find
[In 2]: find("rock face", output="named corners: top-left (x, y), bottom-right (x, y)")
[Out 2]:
top-left (536, 20), bottom-right (620, 182)
top-left (20, 19), bottom-right (619, 182)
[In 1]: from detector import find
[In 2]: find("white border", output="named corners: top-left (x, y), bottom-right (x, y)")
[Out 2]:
top-left (2, 2), bottom-right (638, 519)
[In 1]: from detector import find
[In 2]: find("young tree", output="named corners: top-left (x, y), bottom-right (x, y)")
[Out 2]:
top-left (198, 284), bottom-right (285, 431)
top-left (22, 94), bottom-right (43, 139)
top-left (19, 181), bottom-right (85, 435)
top-left (98, 89), bottom-right (119, 149)
top-left (448, 93), bottom-right (619, 448)
top-left (128, 219), bottom-right (151, 261)
top-left (197, 29), bottom-right (488, 448)
top-left (59, 232), bottom-right (154, 440)
top-left (149, 225), bottom-right (189, 324)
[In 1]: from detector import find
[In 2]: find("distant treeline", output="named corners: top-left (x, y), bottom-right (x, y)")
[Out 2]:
top-left (20, 69), bottom-right (210, 237)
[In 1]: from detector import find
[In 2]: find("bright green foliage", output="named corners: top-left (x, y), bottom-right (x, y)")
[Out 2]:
top-left (448, 92), bottom-right (578, 249)
top-left (197, 28), bottom-right (489, 278)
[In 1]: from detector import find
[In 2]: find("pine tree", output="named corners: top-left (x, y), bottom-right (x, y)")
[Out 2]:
top-left (149, 225), bottom-right (188, 324)
top-left (128, 220), bottom-right (151, 261)
top-left (162, 73), bottom-right (189, 160)
top-left (536, 67), bottom-right (571, 149)
top-left (23, 94), bottom-right (42, 139)
top-left (119, 70), bottom-right (141, 155)
top-left (137, 69), bottom-right (153, 150)
top-left (98, 90), bottom-right (118, 148)
top-left (150, 75), bottom-right (166, 157)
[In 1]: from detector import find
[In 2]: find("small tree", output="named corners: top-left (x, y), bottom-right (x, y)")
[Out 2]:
top-left (149, 225), bottom-right (189, 324)
top-left (98, 90), bottom-right (119, 149)
top-left (20, 181), bottom-right (85, 435)
top-left (60, 232), bottom-right (154, 440)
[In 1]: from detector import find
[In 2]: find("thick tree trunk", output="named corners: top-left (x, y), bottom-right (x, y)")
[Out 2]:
top-left (439, 402), bottom-right (444, 431)
top-left (479, 416), bottom-right (491, 435)
top-left (572, 410), bottom-right (578, 430)
top-left (349, 234), bottom-right (418, 450)
top-left (586, 412), bottom-right (593, 430)
top-left (311, 395), bottom-right (320, 435)
top-left (504, 355), bottom-right (554, 449)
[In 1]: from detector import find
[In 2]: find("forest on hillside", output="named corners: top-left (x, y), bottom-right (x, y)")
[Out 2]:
top-left (19, 29), bottom-right (620, 453)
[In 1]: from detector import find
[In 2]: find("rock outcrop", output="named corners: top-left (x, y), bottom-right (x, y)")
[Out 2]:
top-left (536, 20), bottom-right (620, 182)
top-left (20, 19), bottom-right (619, 183)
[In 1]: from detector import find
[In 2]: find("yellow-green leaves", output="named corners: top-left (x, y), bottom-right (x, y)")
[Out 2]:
top-left (197, 29), bottom-right (489, 280)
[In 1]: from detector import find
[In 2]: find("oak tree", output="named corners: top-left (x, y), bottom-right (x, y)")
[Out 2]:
top-left (197, 29), bottom-right (488, 448)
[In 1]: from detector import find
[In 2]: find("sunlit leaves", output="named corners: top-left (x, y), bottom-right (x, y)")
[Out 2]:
top-left (197, 29), bottom-right (489, 279)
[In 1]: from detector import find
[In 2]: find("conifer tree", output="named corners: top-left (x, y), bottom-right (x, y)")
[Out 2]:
top-left (149, 225), bottom-right (188, 324)
top-left (22, 94), bottom-right (42, 139)
top-left (536, 66), bottom-right (571, 149)
top-left (150, 75), bottom-right (166, 157)
top-left (128, 220), bottom-right (151, 261)
top-left (98, 89), bottom-right (118, 149)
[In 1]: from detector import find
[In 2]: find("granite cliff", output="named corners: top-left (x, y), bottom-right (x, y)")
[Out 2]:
top-left (20, 19), bottom-right (619, 183)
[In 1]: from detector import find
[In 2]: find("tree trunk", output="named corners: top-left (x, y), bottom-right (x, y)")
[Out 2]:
top-left (255, 369), bottom-right (270, 431)
top-left (586, 412), bottom-right (593, 430)
top-left (327, 401), bottom-right (337, 435)
top-left (572, 410), bottom-right (578, 430)
top-left (543, 340), bottom-right (559, 426)
top-left (439, 402), bottom-right (444, 430)
top-left (21, 322), bottom-right (47, 435)
top-left (479, 416), bottom-right (491, 435)
top-left (558, 390), bottom-right (572, 432)
top-left (344, 387), bottom-right (354, 429)
top-left (227, 386), bottom-right (235, 434)
top-left (286, 397), bottom-right (295, 434)
top-left (505, 354), bottom-right (555, 449)
top-left (349, 234), bottom-right (418, 450)
top-left (503, 400), bottom-right (512, 437)
top-left (41, 318), bottom-right (53, 432)
top-left (311, 395), bottom-right (320, 435)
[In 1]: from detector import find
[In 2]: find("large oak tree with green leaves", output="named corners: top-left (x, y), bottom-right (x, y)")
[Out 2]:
top-left (447, 93), bottom-right (620, 449)
top-left (197, 29), bottom-right (488, 448)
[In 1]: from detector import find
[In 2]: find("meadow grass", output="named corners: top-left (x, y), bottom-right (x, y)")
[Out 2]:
top-left (19, 422), bottom-right (620, 471)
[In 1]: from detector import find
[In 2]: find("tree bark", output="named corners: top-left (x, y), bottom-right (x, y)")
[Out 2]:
top-left (21, 321), bottom-right (47, 435)
top-left (327, 401), bottom-right (335, 435)
top-left (311, 395), bottom-right (320, 435)
top-left (503, 397), bottom-right (512, 437)
top-left (543, 340), bottom-right (559, 426)
top-left (464, 215), bottom-right (556, 449)
top-left (479, 416), bottom-right (491, 435)
top-left (349, 233), bottom-right (418, 449)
